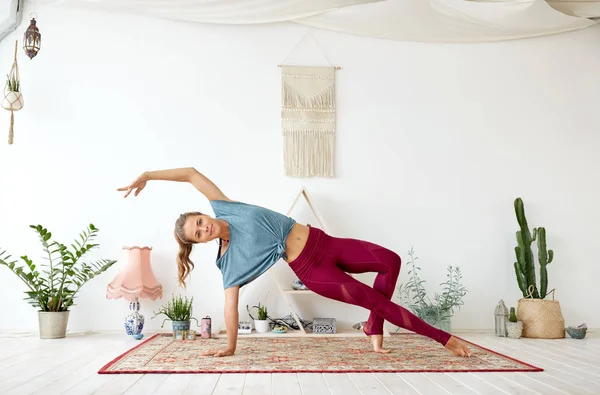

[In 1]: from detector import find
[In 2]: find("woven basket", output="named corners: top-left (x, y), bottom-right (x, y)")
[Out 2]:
top-left (517, 286), bottom-right (565, 339)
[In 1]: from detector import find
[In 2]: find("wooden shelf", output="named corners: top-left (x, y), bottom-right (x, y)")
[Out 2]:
top-left (282, 289), bottom-right (314, 294)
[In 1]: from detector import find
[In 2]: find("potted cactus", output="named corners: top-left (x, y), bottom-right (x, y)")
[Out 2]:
top-left (506, 307), bottom-right (523, 338)
top-left (513, 197), bottom-right (565, 338)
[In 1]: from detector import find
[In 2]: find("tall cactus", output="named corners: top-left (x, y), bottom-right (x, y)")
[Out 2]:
top-left (513, 197), bottom-right (554, 299)
top-left (537, 227), bottom-right (554, 299)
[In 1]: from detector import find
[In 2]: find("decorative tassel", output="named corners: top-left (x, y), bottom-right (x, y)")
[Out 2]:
top-left (283, 129), bottom-right (335, 177)
top-left (8, 111), bottom-right (14, 145)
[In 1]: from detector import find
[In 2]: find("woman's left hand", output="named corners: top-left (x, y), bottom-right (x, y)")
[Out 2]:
top-left (117, 172), bottom-right (148, 198)
top-left (201, 347), bottom-right (235, 357)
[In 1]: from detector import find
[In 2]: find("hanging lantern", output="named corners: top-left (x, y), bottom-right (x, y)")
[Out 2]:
top-left (23, 15), bottom-right (41, 59)
top-left (494, 299), bottom-right (509, 337)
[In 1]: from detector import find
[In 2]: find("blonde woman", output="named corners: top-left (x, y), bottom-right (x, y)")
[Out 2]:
top-left (118, 167), bottom-right (472, 358)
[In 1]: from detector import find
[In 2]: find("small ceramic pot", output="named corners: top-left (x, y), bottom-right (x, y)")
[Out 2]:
top-left (506, 321), bottom-right (523, 339)
top-left (254, 319), bottom-right (270, 333)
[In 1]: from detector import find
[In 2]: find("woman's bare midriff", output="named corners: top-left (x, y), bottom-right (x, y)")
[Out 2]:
top-left (284, 223), bottom-right (310, 263)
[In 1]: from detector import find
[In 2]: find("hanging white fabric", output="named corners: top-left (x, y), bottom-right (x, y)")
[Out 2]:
top-left (294, 0), bottom-right (598, 42)
top-left (546, 0), bottom-right (600, 18)
top-left (36, 0), bottom-right (382, 24)
top-left (36, 0), bottom-right (600, 42)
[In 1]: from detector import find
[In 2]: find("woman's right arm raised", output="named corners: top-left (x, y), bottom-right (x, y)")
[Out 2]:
top-left (117, 167), bottom-right (229, 201)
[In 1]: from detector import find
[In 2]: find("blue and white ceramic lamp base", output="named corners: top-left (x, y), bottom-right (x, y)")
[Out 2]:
top-left (124, 298), bottom-right (145, 340)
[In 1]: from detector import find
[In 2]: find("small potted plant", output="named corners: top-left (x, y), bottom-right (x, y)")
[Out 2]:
top-left (506, 307), bottom-right (523, 339)
top-left (152, 294), bottom-right (199, 331)
top-left (249, 302), bottom-right (270, 333)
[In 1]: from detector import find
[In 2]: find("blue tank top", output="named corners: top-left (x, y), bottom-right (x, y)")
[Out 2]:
top-left (210, 200), bottom-right (296, 289)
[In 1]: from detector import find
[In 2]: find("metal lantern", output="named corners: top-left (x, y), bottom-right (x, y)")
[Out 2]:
top-left (495, 299), bottom-right (509, 337)
top-left (23, 16), bottom-right (41, 59)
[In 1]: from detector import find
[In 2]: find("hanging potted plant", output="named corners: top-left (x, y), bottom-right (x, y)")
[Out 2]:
top-left (152, 294), bottom-right (199, 331)
top-left (513, 197), bottom-right (565, 339)
top-left (0, 224), bottom-right (116, 338)
top-left (2, 41), bottom-right (24, 144)
top-left (3, 73), bottom-right (22, 109)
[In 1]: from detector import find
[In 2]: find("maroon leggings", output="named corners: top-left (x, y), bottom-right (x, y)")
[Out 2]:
top-left (288, 226), bottom-right (451, 346)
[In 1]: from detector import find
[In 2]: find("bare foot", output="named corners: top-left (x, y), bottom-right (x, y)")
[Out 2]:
top-left (444, 336), bottom-right (472, 357)
top-left (369, 334), bottom-right (391, 354)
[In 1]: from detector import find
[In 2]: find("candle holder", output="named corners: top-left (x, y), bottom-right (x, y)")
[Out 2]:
top-left (174, 330), bottom-right (185, 340)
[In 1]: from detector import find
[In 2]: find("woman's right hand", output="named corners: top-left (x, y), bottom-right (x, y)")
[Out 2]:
top-left (117, 171), bottom-right (149, 198)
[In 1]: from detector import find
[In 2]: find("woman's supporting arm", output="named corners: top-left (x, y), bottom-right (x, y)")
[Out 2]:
top-left (223, 286), bottom-right (240, 353)
top-left (200, 286), bottom-right (239, 357)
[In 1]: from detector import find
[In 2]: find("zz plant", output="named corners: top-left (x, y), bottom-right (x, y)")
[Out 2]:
top-left (0, 224), bottom-right (116, 311)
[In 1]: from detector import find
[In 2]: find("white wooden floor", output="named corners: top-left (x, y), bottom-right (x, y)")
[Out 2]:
top-left (0, 331), bottom-right (598, 395)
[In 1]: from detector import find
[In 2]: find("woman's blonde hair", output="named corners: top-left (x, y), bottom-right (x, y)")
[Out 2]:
top-left (174, 211), bottom-right (202, 288)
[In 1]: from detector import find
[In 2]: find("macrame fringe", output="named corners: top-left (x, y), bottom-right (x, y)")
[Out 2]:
top-left (282, 81), bottom-right (335, 109)
top-left (283, 130), bottom-right (334, 177)
top-left (8, 111), bottom-right (14, 145)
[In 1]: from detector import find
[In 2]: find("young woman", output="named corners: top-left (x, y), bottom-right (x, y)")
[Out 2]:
top-left (117, 167), bottom-right (472, 358)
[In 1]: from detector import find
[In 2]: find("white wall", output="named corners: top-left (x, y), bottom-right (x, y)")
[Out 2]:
top-left (1, 4), bottom-right (599, 335)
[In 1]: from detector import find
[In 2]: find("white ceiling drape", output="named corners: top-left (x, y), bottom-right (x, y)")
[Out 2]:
top-left (37, 0), bottom-right (600, 42)
top-left (35, 0), bottom-right (384, 24)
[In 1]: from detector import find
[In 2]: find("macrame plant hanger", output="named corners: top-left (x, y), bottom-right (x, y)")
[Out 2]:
top-left (278, 31), bottom-right (341, 178)
top-left (2, 40), bottom-right (24, 145)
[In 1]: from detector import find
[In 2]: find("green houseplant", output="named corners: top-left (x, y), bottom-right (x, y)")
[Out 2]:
top-left (396, 247), bottom-right (467, 332)
top-left (6, 73), bottom-right (20, 92)
top-left (247, 300), bottom-right (270, 333)
top-left (513, 197), bottom-right (565, 338)
top-left (0, 224), bottom-right (116, 338)
top-left (506, 307), bottom-right (523, 338)
top-left (252, 302), bottom-right (269, 333)
top-left (513, 197), bottom-right (554, 299)
top-left (152, 294), bottom-right (198, 331)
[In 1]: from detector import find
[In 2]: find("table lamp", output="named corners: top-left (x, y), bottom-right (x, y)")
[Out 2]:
top-left (106, 246), bottom-right (163, 340)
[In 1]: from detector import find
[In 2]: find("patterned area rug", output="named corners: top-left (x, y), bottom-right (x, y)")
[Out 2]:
top-left (98, 333), bottom-right (543, 374)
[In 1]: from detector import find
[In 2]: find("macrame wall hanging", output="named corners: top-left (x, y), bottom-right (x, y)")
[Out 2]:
top-left (279, 32), bottom-right (341, 178)
top-left (2, 40), bottom-right (24, 145)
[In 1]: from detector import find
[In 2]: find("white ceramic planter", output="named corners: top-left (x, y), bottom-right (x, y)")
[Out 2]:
top-left (254, 319), bottom-right (270, 333)
top-left (1, 91), bottom-right (24, 111)
top-left (38, 311), bottom-right (70, 339)
top-left (506, 321), bottom-right (523, 339)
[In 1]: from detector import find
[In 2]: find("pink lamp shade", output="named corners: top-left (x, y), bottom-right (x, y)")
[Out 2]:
top-left (106, 246), bottom-right (163, 301)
